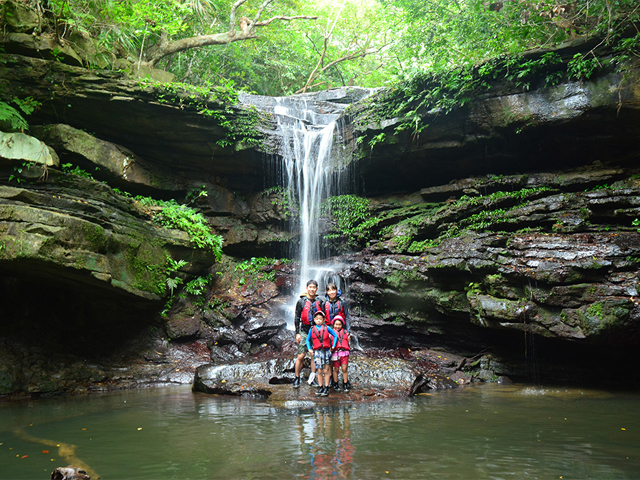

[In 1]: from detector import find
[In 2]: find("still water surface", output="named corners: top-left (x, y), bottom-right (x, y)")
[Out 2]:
top-left (1, 384), bottom-right (638, 479)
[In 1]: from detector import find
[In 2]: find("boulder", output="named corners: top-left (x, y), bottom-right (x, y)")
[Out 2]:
top-left (193, 354), bottom-right (457, 400)
top-left (31, 124), bottom-right (184, 193)
top-left (3, 1), bottom-right (41, 34)
top-left (0, 131), bottom-right (59, 166)
top-left (4, 33), bottom-right (83, 66)
top-left (0, 173), bottom-right (212, 301)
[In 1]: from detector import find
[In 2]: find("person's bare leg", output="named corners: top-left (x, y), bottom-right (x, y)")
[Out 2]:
top-left (295, 352), bottom-right (305, 377)
top-left (324, 364), bottom-right (332, 388)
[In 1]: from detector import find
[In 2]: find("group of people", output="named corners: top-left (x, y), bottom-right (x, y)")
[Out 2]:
top-left (293, 279), bottom-right (351, 396)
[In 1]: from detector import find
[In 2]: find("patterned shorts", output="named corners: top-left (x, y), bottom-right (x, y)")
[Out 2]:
top-left (313, 348), bottom-right (332, 368)
top-left (297, 331), bottom-right (309, 355)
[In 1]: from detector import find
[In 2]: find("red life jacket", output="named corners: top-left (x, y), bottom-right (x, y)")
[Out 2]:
top-left (324, 299), bottom-right (345, 325)
top-left (334, 329), bottom-right (350, 351)
top-left (301, 298), bottom-right (321, 326)
top-left (310, 325), bottom-right (332, 350)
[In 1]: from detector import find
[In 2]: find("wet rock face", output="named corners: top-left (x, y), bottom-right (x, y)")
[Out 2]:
top-left (341, 231), bottom-right (640, 340)
top-left (350, 42), bottom-right (640, 196)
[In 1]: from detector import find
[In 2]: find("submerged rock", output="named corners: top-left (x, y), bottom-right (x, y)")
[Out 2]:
top-left (51, 466), bottom-right (91, 480)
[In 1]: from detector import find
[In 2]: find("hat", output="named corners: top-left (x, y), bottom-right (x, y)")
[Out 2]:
top-left (332, 315), bottom-right (344, 325)
top-left (313, 310), bottom-right (325, 318)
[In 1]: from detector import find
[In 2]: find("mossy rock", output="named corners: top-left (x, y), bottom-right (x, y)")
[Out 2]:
top-left (577, 299), bottom-right (634, 337)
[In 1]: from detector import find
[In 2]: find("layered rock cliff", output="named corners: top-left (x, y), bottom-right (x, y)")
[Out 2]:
top-left (1, 33), bottom-right (639, 395)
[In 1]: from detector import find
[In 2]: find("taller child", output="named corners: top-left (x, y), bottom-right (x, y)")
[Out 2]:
top-left (324, 283), bottom-right (351, 335)
top-left (293, 279), bottom-right (325, 388)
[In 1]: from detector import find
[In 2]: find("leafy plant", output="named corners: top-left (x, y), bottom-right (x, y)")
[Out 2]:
top-left (61, 163), bottom-right (95, 179)
top-left (323, 195), bottom-right (372, 252)
top-left (567, 53), bottom-right (602, 80)
top-left (186, 185), bottom-right (208, 204)
top-left (50, 47), bottom-right (66, 63)
top-left (135, 196), bottom-right (223, 260)
top-left (368, 132), bottom-right (386, 149)
top-left (184, 275), bottom-right (210, 296)
top-left (165, 257), bottom-right (187, 295)
top-left (0, 102), bottom-right (28, 131)
top-left (234, 257), bottom-right (286, 286)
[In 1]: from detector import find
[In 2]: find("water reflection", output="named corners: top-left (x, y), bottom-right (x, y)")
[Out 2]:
top-left (1, 385), bottom-right (639, 479)
top-left (296, 407), bottom-right (354, 479)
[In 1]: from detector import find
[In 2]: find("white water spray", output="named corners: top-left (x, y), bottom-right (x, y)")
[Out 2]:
top-left (274, 98), bottom-right (344, 295)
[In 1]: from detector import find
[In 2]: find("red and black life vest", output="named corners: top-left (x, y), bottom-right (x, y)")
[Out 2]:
top-left (324, 299), bottom-right (345, 325)
top-left (310, 325), bottom-right (332, 350)
top-left (301, 298), bottom-right (322, 326)
top-left (334, 329), bottom-right (350, 351)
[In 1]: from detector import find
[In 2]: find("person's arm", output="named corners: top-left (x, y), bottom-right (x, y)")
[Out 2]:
top-left (294, 298), bottom-right (303, 335)
top-left (342, 301), bottom-right (351, 333)
top-left (306, 328), bottom-right (313, 351)
top-left (327, 326), bottom-right (338, 349)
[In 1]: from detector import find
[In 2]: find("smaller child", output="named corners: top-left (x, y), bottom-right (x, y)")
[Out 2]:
top-left (306, 310), bottom-right (338, 397)
top-left (330, 315), bottom-right (352, 392)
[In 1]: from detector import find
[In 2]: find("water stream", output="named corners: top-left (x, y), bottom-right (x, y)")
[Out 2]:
top-left (242, 91), bottom-right (360, 329)
top-left (2, 384), bottom-right (639, 479)
top-left (274, 97), bottom-right (343, 295)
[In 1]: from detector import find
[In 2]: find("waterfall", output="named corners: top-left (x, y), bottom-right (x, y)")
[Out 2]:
top-left (239, 88), bottom-right (374, 328)
top-left (274, 98), bottom-right (342, 295)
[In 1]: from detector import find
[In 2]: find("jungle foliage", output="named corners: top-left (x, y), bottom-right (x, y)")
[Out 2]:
top-left (8, 1), bottom-right (638, 96)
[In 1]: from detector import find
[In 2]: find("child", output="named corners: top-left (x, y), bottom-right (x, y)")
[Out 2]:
top-left (324, 283), bottom-right (351, 389)
top-left (306, 310), bottom-right (338, 397)
top-left (324, 283), bottom-right (351, 333)
top-left (330, 315), bottom-right (352, 392)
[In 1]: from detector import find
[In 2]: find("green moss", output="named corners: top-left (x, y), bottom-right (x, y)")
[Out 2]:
top-left (323, 195), bottom-right (372, 252)
top-left (578, 300), bottom-right (633, 336)
top-left (82, 222), bottom-right (108, 253)
top-left (138, 79), bottom-right (266, 150)
top-left (421, 288), bottom-right (469, 314)
top-left (386, 269), bottom-right (424, 289)
top-left (126, 240), bottom-right (168, 296)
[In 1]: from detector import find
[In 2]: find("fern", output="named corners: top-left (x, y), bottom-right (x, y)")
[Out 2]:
top-left (0, 101), bottom-right (28, 131)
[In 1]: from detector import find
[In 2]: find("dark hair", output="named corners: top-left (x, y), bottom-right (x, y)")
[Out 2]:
top-left (306, 279), bottom-right (318, 287)
top-left (326, 283), bottom-right (337, 291)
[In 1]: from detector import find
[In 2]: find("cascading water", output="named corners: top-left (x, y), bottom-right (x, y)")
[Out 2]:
top-left (274, 97), bottom-right (342, 295)
top-left (240, 88), bottom-right (374, 330)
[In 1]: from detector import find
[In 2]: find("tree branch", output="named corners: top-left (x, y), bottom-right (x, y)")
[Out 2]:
top-left (143, 0), bottom-right (317, 67)
top-left (229, 0), bottom-right (250, 35)
top-left (146, 32), bottom-right (257, 66)
top-left (255, 15), bottom-right (318, 26)
top-left (299, 0), bottom-right (347, 93)
top-left (249, 0), bottom-right (274, 29)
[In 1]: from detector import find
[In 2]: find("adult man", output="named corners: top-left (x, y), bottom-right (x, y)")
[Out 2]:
top-left (292, 279), bottom-right (325, 388)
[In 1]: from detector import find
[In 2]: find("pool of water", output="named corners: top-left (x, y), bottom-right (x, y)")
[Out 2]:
top-left (1, 384), bottom-right (638, 479)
